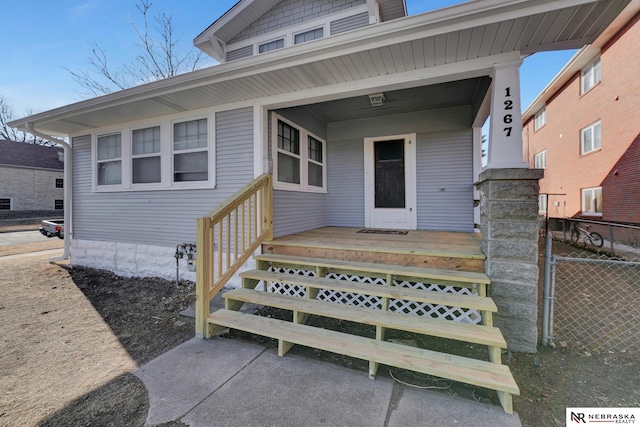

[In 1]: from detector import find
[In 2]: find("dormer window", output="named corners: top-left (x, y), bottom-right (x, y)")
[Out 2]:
top-left (259, 38), bottom-right (284, 54)
top-left (294, 28), bottom-right (324, 44)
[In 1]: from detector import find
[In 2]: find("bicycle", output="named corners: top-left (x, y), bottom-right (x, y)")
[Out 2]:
top-left (570, 223), bottom-right (604, 247)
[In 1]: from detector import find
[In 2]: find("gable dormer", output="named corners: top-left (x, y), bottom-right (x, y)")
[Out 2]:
top-left (194, 0), bottom-right (407, 63)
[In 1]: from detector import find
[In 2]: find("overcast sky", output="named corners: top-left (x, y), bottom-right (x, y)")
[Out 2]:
top-left (0, 0), bottom-right (575, 117)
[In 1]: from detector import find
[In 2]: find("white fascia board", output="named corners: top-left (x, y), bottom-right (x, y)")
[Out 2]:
top-left (9, 0), bottom-right (613, 131)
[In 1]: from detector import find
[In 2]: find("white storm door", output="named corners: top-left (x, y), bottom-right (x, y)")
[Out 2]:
top-left (364, 134), bottom-right (417, 230)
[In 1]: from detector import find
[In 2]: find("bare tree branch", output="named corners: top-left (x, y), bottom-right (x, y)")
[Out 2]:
top-left (68, 0), bottom-right (204, 97)
top-left (0, 97), bottom-right (54, 146)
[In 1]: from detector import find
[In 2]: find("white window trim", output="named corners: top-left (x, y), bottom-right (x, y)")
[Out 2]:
top-left (91, 114), bottom-right (215, 192)
top-left (580, 120), bottom-right (601, 155)
top-left (581, 57), bottom-right (601, 95)
top-left (224, 5), bottom-right (368, 60)
top-left (271, 112), bottom-right (326, 193)
top-left (131, 123), bottom-right (164, 188)
top-left (534, 150), bottom-right (546, 169)
top-left (538, 194), bottom-right (547, 213)
top-left (581, 187), bottom-right (602, 216)
top-left (95, 131), bottom-right (124, 189)
top-left (534, 107), bottom-right (546, 131)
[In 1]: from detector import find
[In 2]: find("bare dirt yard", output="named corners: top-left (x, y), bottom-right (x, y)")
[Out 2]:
top-left (0, 239), bottom-right (637, 426)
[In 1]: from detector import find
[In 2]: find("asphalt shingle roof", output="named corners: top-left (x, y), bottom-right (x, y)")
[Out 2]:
top-left (0, 139), bottom-right (64, 170)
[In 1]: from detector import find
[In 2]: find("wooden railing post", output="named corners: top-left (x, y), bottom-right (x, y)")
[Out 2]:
top-left (195, 216), bottom-right (213, 339)
top-left (263, 175), bottom-right (273, 241)
top-left (194, 174), bottom-right (273, 339)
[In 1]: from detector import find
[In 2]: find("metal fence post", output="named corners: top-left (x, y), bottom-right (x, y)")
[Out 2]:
top-left (609, 224), bottom-right (615, 257)
top-left (541, 232), bottom-right (553, 346)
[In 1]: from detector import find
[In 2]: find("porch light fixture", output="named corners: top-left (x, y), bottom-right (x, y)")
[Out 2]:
top-left (368, 93), bottom-right (385, 106)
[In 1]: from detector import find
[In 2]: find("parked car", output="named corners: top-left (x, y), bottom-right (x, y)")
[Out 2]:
top-left (40, 219), bottom-right (64, 239)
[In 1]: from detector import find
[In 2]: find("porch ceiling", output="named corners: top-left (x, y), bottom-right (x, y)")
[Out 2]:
top-left (11, 0), bottom-right (631, 136)
top-left (290, 77), bottom-right (491, 123)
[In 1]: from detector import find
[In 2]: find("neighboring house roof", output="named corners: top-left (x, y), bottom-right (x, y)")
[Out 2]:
top-left (194, 0), bottom-right (407, 60)
top-left (9, 0), bottom-right (633, 136)
top-left (523, 0), bottom-right (640, 123)
top-left (0, 139), bottom-right (64, 170)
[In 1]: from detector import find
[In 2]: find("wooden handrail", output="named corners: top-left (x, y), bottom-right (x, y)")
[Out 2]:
top-left (195, 174), bottom-right (273, 338)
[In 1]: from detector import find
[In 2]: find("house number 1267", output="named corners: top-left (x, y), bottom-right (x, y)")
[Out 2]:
top-left (503, 87), bottom-right (513, 137)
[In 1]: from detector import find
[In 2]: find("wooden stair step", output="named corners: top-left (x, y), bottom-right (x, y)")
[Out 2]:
top-left (240, 269), bottom-right (497, 312)
top-left (207, 309), bottom-right (520, 397)
top-left (224, 288), bottom-right (507, 348)
top-left (255, 253), bottom-right (490, 285)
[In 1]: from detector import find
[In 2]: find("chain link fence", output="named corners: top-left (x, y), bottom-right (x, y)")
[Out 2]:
top-left (544, 251), bottom-right (640, 354)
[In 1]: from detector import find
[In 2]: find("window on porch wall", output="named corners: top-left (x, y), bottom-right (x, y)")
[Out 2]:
top-left (273, 115), bottom-right (326, 192)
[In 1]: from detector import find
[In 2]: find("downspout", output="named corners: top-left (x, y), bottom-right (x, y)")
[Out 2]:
top-left (25, 122), bottom-right (71, 261)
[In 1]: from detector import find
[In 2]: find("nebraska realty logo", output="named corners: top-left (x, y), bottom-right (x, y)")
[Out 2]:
top-left (567, 408), bottom-right (639, 424)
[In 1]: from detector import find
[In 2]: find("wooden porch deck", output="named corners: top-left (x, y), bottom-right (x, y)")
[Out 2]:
top-left (263, 227), bottom-right (486, 272)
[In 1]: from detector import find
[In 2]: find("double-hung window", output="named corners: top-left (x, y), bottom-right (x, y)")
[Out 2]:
top-left (97, 133), bottom-right (122, 186)
top-left (582, 187), bottom-right (602, 216)
top-left (581, 121), bottom-right (601, 155)
top-left (581, 58), bottom-right (601, 94)
top-left (534, 150), bottom-right (546, 169)
top-left (0, 198), bottom-right (10, 210)
top-left (132, 126), bottom-right (161, 184)
top-left (534, 107), bottom-right (546, 131)
top-left (55, 178), bottom-right (63, 188)
top-left (173, 118), bottom-right (208, 182)
top-left (273, 115), bottom-right (326, 192)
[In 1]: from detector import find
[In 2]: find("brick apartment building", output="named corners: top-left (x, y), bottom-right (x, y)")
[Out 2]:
top-left (522, 0), bottom-right (640, 226)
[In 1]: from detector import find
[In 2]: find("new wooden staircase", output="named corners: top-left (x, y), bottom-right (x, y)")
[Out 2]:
top-left (206, 247), bottom-right (520, 414)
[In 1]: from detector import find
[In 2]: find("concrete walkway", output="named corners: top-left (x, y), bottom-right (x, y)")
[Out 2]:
top-left (134, 338), bottom-right (522, 427)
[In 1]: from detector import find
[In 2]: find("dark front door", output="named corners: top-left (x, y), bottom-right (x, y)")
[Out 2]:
top-left (374, 140), bottom-right (405, 208)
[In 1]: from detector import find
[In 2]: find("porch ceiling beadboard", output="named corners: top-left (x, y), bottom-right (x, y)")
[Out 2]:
top-left (9, 0), bottom-right (632, 136)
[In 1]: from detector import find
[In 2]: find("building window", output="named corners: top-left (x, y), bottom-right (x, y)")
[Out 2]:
top-left (581, 121), bottom-right (601, 155)
top-left (97, 133), bottom-right (122, 186)
top-left (259, 38), bottom-right (284, 54)
top-left (0, 198), bottom-right (10, 210)
top-left (582, 187), bottom-right (602, 216)
top-left (534, 150), bottom-right (547, 169)
top-left (534, 107), bottom-right (546, 131)
top-left (294, 28), bottom-right (324, 44)
top-left (307, 135), bottom-right (324, 188)
top-left (132, 126), bottom-right (161, 184)
top-left (273, 114), bottom-right (326, 192)
top-left (538, 194), bottom-right (547, 213)
top-left (581, 58), bottom-right (601, 94)
top-left (55, 178), bottom-right (64, 188)
top-left (173, 118), bottom-right (208, 182)
top-left (276, 120), bottom-right (301, 185)
top-left (54, 199), bottom-right (64, 210)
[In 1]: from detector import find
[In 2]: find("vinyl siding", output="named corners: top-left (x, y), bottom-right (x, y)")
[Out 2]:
top-left (416, 130), bottom-right (474, 232)
top-left (326, 139), bottom-right (365, 227)
top-left (226, 45), bottom-right (253, 62)
top-left (273, 190), bottom-right (327, 238)
top-left (71, 107), bottom-right (254, 247)
top-left (229, 0), bottom-right (366, 44)
top-left (330, 11), bottom-right (369, 35)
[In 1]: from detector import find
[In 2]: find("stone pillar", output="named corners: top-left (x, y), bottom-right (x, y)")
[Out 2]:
top-left (476, 168), bottom-right (544, 353)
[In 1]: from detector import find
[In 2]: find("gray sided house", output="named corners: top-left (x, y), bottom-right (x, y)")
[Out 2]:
top-left (9, 0), bottom-right (632, 402)
top-left (0, 139), bottom-right (64, 211)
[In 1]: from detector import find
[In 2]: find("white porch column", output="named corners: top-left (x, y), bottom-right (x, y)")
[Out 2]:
top-left (486, 61), bottom-right (528, 169)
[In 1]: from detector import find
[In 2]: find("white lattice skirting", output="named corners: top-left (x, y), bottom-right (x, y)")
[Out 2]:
top-left (267, 267), bottom-right (482, 324)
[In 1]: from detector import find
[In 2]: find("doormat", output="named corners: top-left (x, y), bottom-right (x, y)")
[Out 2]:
top-left (357, 229), bottom-right (408, 235)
